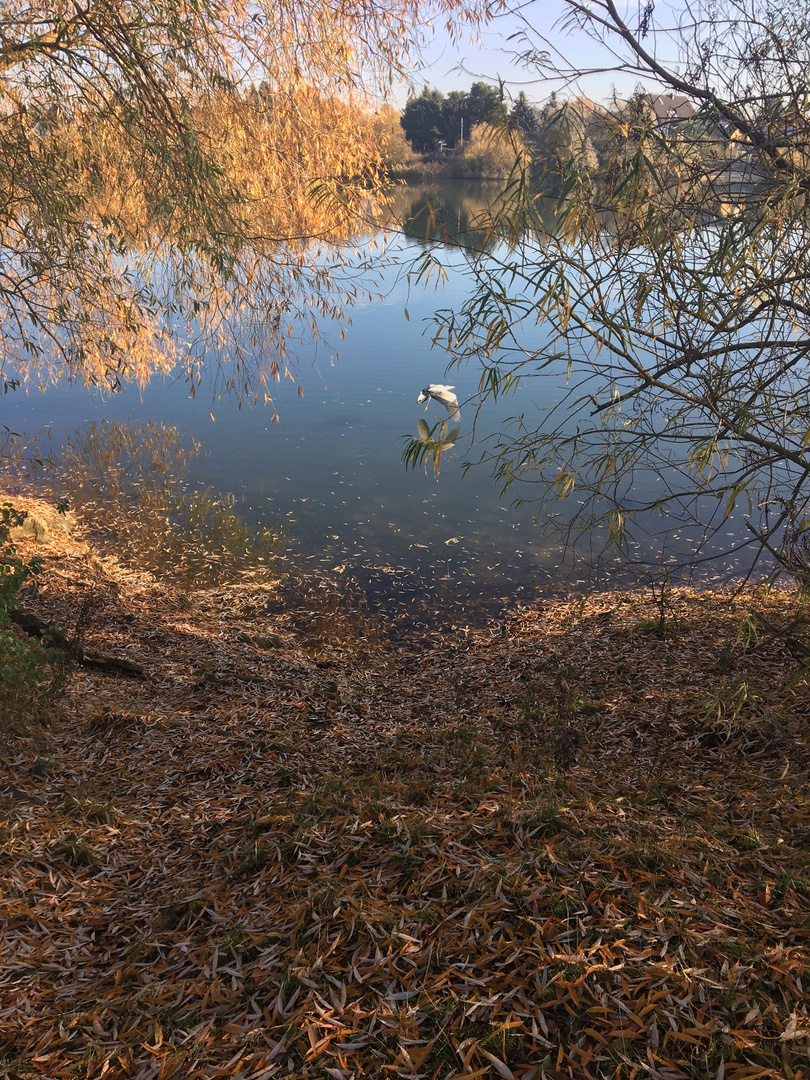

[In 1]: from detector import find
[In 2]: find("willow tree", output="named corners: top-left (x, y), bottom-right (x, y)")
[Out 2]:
top-left (414, 0), bottom-right (810, 580)
top-left (0, 0), bottom-right (483, 402)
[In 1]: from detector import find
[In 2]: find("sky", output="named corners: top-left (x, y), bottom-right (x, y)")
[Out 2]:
top-left (394, 0), bottom-right (668, 108)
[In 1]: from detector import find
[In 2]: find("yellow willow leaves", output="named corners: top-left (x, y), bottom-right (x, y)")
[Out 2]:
top-left (0, 0), bottom-right (491, 393)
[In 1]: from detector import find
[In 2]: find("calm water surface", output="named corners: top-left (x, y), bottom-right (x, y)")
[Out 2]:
top-left (3, 183), bottom-right (751, 629)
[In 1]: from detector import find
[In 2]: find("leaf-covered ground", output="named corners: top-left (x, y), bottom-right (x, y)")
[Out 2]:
top-left (1, 502), bottom-right (809, 1080)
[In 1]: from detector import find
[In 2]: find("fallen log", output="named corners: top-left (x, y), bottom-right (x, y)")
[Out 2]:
top-left (9, 608), bottom-right (146, 679)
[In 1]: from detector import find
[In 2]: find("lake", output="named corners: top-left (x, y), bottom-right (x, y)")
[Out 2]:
top-left (2, 182), bottom-right (755, 634)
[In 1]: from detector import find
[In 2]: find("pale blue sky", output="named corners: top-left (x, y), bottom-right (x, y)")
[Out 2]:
top-left (394, 1), bottom-right (668, 108)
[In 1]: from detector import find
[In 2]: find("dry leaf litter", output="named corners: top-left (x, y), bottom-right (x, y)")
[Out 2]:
top-left (1, 496), bottom-right (809, 1080)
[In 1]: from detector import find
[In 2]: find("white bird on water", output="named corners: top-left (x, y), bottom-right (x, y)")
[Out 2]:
top-left (417, 384), bottom-right (461, 421)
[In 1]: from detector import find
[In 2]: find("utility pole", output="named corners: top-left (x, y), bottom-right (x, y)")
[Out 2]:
top-left (460, 117), bottom-right (464, 146)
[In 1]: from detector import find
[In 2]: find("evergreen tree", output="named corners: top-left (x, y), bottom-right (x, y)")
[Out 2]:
top-left (465, 81), bottom-right (507, 128)
top-left (400, 88), bottom-right (446, 153)
top-left (509, 92), bottom-right (540, 137)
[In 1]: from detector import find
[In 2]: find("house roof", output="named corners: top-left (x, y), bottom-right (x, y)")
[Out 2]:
top-left (650, 93), bottom-right (696, 122)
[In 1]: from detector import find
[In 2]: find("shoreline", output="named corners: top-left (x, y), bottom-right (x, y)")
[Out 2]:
top-left (2, 487), bottom-right (780, 647)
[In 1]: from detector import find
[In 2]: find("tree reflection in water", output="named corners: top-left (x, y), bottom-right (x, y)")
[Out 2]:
top-left (58, 420), bottom-right (282, 587)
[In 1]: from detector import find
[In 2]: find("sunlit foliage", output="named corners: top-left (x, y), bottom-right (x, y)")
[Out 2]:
top-left (449, 121), bottom-right (527, 179)
top-left (0, 0), bottom-right (487, 400)
top-left (373, 104), bottom-right (420, 172)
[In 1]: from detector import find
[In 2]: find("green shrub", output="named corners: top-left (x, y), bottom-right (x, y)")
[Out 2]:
top-left (0, 503), bottom-right (61, 690)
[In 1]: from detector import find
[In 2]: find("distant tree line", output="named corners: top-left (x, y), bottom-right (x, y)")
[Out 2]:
top-left (397, 85), bottom-right (741, 194)
top-left (400, 83), bottom-right (542, 152)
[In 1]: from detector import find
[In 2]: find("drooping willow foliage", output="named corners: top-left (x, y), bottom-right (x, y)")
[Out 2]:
top-left (408, 0), bottom-right (810, 577)
top-left (0, 0), bottom-right (487, 400)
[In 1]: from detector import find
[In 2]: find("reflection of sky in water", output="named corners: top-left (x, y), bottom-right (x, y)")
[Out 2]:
top-left (3, 192), bottom-right (757, 623)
